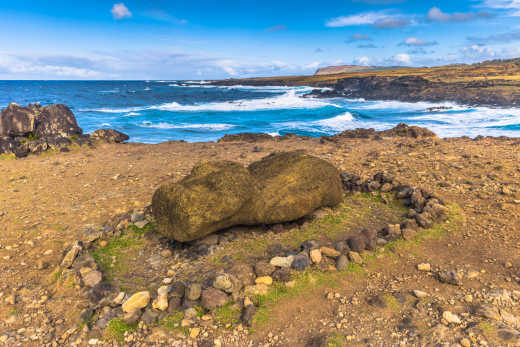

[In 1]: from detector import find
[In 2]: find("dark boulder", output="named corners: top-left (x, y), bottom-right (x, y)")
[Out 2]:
top-left (91, 129), bottom-right (130, 143)
top-left (0, 103), bottom-right (39, 137)
top-left (34, 104), bottom-right (82, 138)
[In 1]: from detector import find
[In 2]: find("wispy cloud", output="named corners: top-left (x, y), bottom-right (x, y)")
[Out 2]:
top-left (142, 9), bottom-right (187, 24)
top-left (399, 37), bottom-right (438, 47)
top-left (479, 0), bottom-right (520, 16)
top-left (265, 24), bottom-right (286, 32)
top-left (426, 7), bottom-right (493, 23)
top-left (468, 31), bottom-right (520, 44)
top-left (111, 3), bottom-right (132, 20)
top-left (345, 33), bottom-right (372, 43)
top-left (326, 10), bottom-right (408, 29)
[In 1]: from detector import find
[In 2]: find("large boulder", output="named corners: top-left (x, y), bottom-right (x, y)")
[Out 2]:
top-left (152, 161), bottom-right (258, 242)
top-left (0, 103), bottom-right (39, 137)
top-left (247, 151), bottom-right (343, 224)
top-left (152, 151), bottom-right (343, 242)
top-left (34, 104), bottom-right (82, 138)
top-left (0, 103), bottom-right (82, 139)
top-left (90, 129), bottom-right (129, 143)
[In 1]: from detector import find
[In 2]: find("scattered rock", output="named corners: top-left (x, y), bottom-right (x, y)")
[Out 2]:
top-left (320, 247), bottom-right (341, 258)
top-left (291, 255), bottom-right (310, 271)
top-left (200, 288), bottom-right (229, 310)
top-left (255, 261), bottom-right (276, 277)
top-left (255, 276), bottom-right (273, 286)
top-left (417, 263), bottom-right (431, 272)
top-left (185, 283), bottom-right (202, 301)
top-left (241, 305), bottom-right (257, 327)
top-left (437, 270), bottom-right (461, 285)
top-left (336, 255), bottom-right (349, 271)
top-left (442, 311), bottom-right (461, 324)
top-left (412, 290), bottom-right (428, 298)
top-left (122, 291), bottom-right (151, 313)
top-left (81, 270), bottom-right (102, 288)
top-left (270, 256), bottom-right (294, 268)
top-left (309, 249), bottom-right (322, 264)
top-left (348, 251), bottom-right (363, 264)
top-left (90, 129), bottom-right (129, 143)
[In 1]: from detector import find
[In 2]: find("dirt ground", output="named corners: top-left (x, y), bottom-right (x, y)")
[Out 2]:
top-left (1, 134), bottom-right (520, 346)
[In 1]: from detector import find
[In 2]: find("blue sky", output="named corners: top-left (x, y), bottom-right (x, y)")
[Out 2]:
top-left (0, 0), bottom-right (519, 79)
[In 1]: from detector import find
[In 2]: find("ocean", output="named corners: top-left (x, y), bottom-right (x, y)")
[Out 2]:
top-left (1, 80), bottom-right (520, 143)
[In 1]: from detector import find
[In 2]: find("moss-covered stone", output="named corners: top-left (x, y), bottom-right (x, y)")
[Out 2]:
top-left (152, 151), bottom-right (343, 242)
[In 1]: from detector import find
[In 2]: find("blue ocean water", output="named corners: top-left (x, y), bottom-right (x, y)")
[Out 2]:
top-left (1, 80), bottom-right (520, 143)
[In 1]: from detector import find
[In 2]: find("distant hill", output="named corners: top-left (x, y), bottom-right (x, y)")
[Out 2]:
top-left (315, 65), bottom-right (409, 76)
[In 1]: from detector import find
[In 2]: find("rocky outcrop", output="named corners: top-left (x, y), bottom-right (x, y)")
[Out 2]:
top-left (319, 123), bottom-right (436, 143)
top-left (90, 129), bottom-right (130, 143)
top-left (0, 103), bottom-right (129, 157)
top-left (218, 133), bottom-right (273, 143)
top-left (306, 75), bottom-right (520, 107)
top-left (152, 151), bottom-right (343, 242)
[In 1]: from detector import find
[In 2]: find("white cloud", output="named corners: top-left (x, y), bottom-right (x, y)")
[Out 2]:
top-left (399, 37), bottom-right (438, 47)
top-left (480, 0), bottom-right (520, 15)
top-left (394, 53), bottom-right (411, 65)
top-left (304, 61), bottom-right (321, 70)
top-left (460, 45), bottom-right (496, 59)
top-left (327, 11), bottom-right (410, 29)
top-left (354, 56), bottom-right (372, 66)
top-left (111, 3), bottom-right (132, 20)
top-left (427, 6), bottom-right (493, 22)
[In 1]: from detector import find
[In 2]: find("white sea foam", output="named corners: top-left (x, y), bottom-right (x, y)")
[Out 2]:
top-left (89, 90), bottom-right (339, 113)
top-left (275, 112), bottom-right (355, 133)
top-left (356, 100), bottom-right (467, 112)
top-left (100, 122), bottom-right (112, 127)
top-left (151, 90), bottom-right (339, 112)
top-left (98, 89), bottom-right (119, 94)
top-left (124, 112), bottom-right (141, 116)
top-left (140, 121), bottom-right (234, 131)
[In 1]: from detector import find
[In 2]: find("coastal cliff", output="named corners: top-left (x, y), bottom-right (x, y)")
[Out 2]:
top-left (214, 57), bottom-right (520, 107)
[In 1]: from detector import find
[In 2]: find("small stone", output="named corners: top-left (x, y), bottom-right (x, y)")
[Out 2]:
top-left (417, 263), bottom-right (431, 272)
top-left (270, 256), bottom-right (294, 268)
top-left (213, 274), bottom-right (235, 293)
top-left (291, 255), bottom-right (310, 271)
top-left (130, 212), bottom-right (145, 223)
top-left (244, 297), bottom-right (253, 307)
top-left (402, 229), bottom-right (417, 241)
top-left (122, 309), bottom-right (142, 325)
top-left (320, 247), bottom-right (341, 258)
top-left (310, 249), bottom-right (322, 264)
top-left (255, 261), bottom-right (276, 277)
top-left (61, 241), bottom-right (82, 268)
top-left (141, 307), bottom-right (159, 324)
top-left (134, 220), bottom-right (149, 229)
top-left (81, 270), bottom-right (103, 288)
top-left (347, 236), bottom-right (366, 253)
top-left (200, 288), bottom-right (229, 310)
top-left (442, 311), bottom-right (461, 324)
top-left (272, 267), bottom-right (291, 282)
top-left (184, 307), bottom-right (198, 319)
top-left (460, 338), bottom-right (471, 347)
top-left (336, 255), bottom-right (349, 271)
top-left (122, 291), bottom-right (151, 313)
top-left (181, 318), bottom-right (193, 327)
top-left (152, 286), bottom-right (169, 311)
top-left (437, 270), bottom-right (461, 285)
top-left (348, 251), bottom-right (363, 264)
top-left (299, 240), bottom-right (319, 251)
top-left (185, 283), bottom-right (202, 301)
top-left (255, 276), bottom-right (273, 285)
top-left (113, 292), bottom-right (126, 305)
top-left (334, 240), bottom-right (350, 253)
top-left (190, 327), bottom-right (200, 339)
top-left (412, 290), bottom-right (428, 298)
top-left (241, 305), bottom-right (257, 327)
top-left (244, 284), bottom-right (269, 296)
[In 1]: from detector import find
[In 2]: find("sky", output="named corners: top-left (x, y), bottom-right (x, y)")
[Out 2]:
top-left (0, 0), bottom-right (519, 80)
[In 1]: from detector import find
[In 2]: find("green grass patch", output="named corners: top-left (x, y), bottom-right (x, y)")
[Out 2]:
top-left (104, 318), bottom-right (137, 342)
top-left (0, 153), bottom-right (15, 160)
top-left (159, 311), bottom-right (188, 335)
top-left (91, 222), bottom-right (155, 287)
top-left (326, 333), bottom-right (347, 347)
top-left (214, 303), bottom-right (241, 327)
